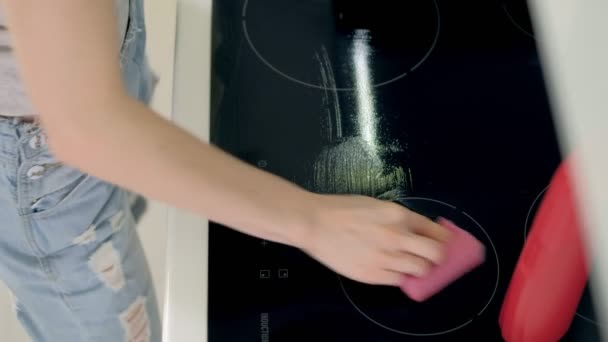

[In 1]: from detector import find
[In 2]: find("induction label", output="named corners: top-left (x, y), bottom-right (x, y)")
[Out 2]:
top-left (260, 312), bottom-right (270, 341)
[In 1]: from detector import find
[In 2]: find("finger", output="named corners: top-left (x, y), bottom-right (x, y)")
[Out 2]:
top-left (383, 252), bottom-right (432, 278)
top-left (406, 211), bottom-right (451, 242)
top-left (369, 269), bottom-right (402, 286)
top-left (396, 232), bottom-right (445, 264)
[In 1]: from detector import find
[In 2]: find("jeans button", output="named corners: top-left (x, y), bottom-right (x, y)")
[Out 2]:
top-left (27, 165), bottom-right (46, 180)
top-left (28, 134), bottom-right (46, 149)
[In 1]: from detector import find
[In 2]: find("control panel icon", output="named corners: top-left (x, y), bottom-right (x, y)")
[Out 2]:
top-left (278, 269), bottom-right (289, 279)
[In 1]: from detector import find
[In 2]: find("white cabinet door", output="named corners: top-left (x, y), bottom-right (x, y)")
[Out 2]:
top-left (163, 0), bottom-right (211, 341)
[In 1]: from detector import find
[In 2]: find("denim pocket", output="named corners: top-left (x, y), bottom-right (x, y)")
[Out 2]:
top-left (21, 148), bottom-right (90, 214)
top-left (24, 155), bottom-right (124, 255)
top-left (29, 172), bottom-right (91, 215)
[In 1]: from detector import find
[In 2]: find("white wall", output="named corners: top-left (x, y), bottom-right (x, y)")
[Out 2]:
top-left (0, 0), bottom-right (177, 340)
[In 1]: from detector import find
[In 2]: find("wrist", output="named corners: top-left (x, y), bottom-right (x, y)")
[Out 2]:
top-left (275, 189), bottom-right (319, 250)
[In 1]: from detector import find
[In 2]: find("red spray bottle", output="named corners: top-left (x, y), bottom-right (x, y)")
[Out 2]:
top-left (499, 157), bottom-right (590, 341)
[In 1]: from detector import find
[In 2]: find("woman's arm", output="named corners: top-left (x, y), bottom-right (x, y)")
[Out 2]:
top-left (1, 0), bottom-right (311, 246)
top-left (0, 0), bottom-right (450, 286)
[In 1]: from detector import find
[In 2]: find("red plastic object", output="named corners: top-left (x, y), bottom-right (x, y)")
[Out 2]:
top-left (499, 158), bottom-right (589, 342)
top-left (400, 218), bottom-right (486, 302)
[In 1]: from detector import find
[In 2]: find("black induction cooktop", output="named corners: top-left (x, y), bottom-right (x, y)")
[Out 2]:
top-left (207, 0), bottom-right (602, 340)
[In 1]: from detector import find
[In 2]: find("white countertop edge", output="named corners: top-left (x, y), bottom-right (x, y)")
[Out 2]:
top-left (163, 0), bottom-right (212, 341)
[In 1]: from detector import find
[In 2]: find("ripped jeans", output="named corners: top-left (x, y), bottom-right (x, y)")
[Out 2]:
top-left (0, 116), bottom-right (161, 341)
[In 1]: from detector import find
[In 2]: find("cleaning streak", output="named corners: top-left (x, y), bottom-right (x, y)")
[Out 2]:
top-left (352, 30), bottom-right (378, 152)
top-left (312, 31), bottom-right (410, 199)
top-left (316, 47), bottom-right (343, 141)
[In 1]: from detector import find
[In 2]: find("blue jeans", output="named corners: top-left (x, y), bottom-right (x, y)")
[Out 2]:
top-left (0, 0), bottom-right (162, 339)
top-left (0, 119), bottom-right (162, 342)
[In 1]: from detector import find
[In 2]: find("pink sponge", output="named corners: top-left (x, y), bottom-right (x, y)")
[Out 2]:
top-left (399, 218), bottom-right (485, 302)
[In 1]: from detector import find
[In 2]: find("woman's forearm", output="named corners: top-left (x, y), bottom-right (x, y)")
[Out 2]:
top-left (52, 96), bottom-right (314, 248)
top-left (1, 0), bottom-right (314, 248)
top-left (1, 0), bottom-right (453, 287)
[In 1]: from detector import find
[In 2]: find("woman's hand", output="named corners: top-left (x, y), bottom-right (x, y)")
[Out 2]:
top-left (301, 194), bottom-right (451, 286)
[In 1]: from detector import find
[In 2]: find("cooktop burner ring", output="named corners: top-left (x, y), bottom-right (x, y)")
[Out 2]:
top-left (338, 196), bottom-right (500, 336)
top-left (502, 1), bottom-right (535, 39)
top-left (522, 185), bottom-right (549, 243)
top-left (524, 186), bottom-right (604, 326)
top-left (576, 314), bottom-right (607, 327)
top-left (242, 0), bottom-right (441, 91)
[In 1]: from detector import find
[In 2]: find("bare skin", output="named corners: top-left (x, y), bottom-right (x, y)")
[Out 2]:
top-left (0, 0), bottom-right (449, 286)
